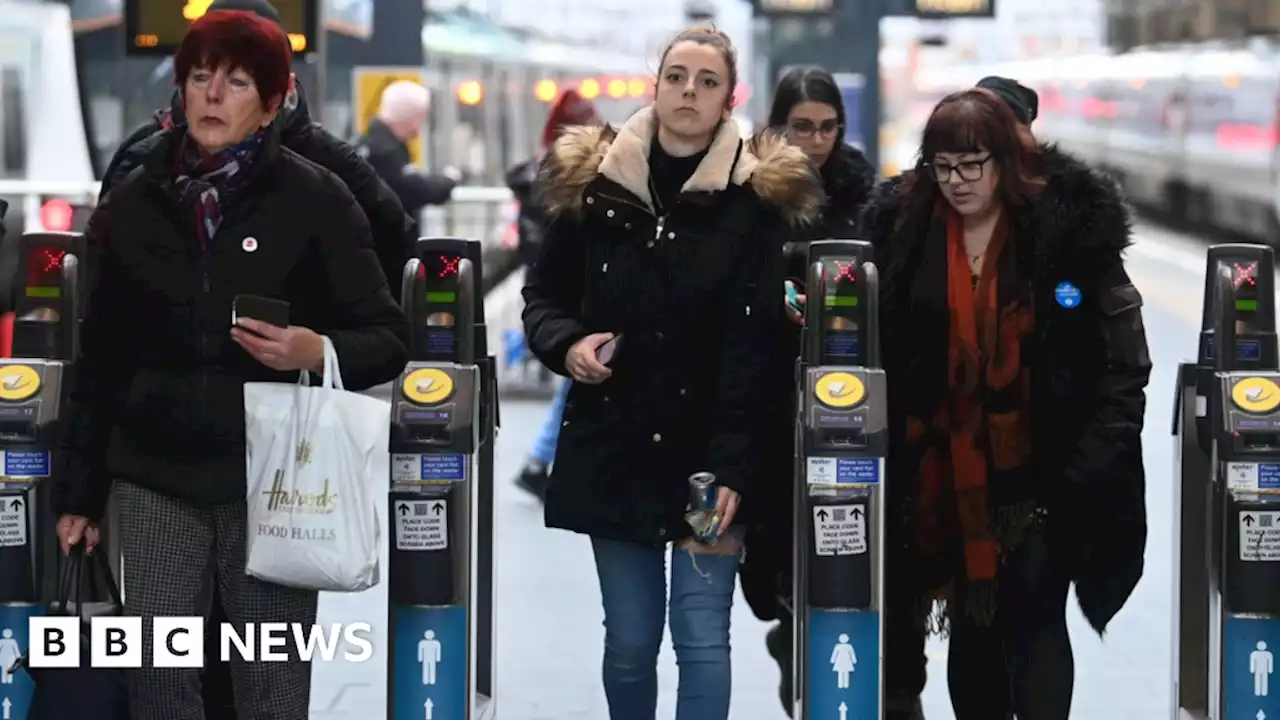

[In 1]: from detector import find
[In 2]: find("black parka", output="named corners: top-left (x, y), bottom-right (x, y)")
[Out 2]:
top-left (862, 144), bottom-right (1151, 634)
top-left (522, 109), bottom-right (823, 545)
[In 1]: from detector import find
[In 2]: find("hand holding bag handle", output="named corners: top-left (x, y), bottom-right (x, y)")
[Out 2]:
top-left (11, 542), bottom-right (122, 674)
top-left (53, 541), bottom-right (122, 619)
top-left (297, 336), bottom-right (345, 391)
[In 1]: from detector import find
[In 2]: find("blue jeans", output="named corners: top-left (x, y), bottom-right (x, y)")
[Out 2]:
top-left (590, 532), bottom-right (743, 720)
top-left (531, 379), bottom-right (571, 465)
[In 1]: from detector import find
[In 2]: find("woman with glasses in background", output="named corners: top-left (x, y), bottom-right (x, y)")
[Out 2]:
top-left (859, 81), bottom-right (1151, 720)
top-left (741, 64), bottom-right (877, 715)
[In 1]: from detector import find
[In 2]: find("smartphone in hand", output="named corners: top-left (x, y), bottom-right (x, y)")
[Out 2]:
top-left (785, 280), bottom-right (806, 312)
top-left (597, 335), bottom-right (623, 366)
top-left (232, 294), bottom-right (290, 334)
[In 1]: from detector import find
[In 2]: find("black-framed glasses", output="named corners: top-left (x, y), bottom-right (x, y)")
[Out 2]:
top-left (788, 119), bottom-right (842, 138)
top-left (927, 155), bottom-right (992, 183)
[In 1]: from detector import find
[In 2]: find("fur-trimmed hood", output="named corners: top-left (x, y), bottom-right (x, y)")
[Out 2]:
top-left (859, 142), bottom-right (1133, 269)
top-left (538, 106), bottom-right (823, 226)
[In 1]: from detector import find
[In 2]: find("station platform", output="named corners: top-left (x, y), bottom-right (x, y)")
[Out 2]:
top-left (308, 222), bottom-right (1214, 719)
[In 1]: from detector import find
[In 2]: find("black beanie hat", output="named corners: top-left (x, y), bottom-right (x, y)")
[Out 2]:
top-left (977, 76), bottom-right (1038, 125)
top-left (207, 0), bottom-right (282, 24)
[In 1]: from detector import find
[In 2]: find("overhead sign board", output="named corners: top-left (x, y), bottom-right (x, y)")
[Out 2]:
top-left (751, 0), bottom-right (835, 16)
top-left (124, 0), bottom-right (319, 56)
top-left (913, 0), bottom-right (995, 18)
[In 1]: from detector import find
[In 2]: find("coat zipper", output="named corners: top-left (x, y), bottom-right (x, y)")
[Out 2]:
top-left (596, 191), bottom-right (668, 244)
top-left (197, 231), bottom-right (211, 413)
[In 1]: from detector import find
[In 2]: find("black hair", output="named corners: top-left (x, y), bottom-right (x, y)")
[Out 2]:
top-left (208, 0), bottom-right (282, 24)
top-left (767, 66), bottom-right (845, 144)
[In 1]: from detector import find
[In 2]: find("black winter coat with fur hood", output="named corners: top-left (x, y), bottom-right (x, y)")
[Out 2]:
top-left (860, 144), bottom-right (1152, 635)
top-left (522, 108), bottom-right (823, 545)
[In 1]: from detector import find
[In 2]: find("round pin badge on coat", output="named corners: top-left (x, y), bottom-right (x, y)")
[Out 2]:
top-left (242, 237), bottom-right (258, 253)
top-left (1054, 281), bottom-right (1081, 309)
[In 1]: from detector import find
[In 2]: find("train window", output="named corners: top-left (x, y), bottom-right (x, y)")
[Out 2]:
top-left (0, 66), bottom-right (26, 177)
top-left (1233, 78), bottom-right (1275, 127)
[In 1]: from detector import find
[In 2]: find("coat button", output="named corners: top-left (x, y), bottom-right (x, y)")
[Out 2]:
top-left (667, 231), bottom-right (676, 239)
top-left (679, 388), bottom-right (686, 396)
top-left (647, 241), bottom-right (655, 248)
top-left (658, 528), bottom-right (666, 537)
top-left (652, 433), bottom-right (662, 442)
top-left (607, 209), bottom-right (615, 217)
top-left (586, 196), bottom-right (595, 204)
top-left (625, 222), bottom-right (632, 229)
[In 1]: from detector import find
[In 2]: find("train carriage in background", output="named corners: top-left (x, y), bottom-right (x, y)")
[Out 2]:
top-left (910, 39), bottom-right (1280, 244)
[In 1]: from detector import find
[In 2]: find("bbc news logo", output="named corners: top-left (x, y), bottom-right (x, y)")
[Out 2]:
top-left (26, 618), bottom-right (374, 667)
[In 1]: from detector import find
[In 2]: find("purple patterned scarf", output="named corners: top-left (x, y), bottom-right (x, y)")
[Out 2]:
top-left (174, 131), bottom-right (265, 250)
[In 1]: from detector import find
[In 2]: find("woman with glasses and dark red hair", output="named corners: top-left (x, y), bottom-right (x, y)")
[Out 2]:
top-left (860, 81), bottom-right (1151, 719)
top-left (51, 10), bottom-right (408, 718)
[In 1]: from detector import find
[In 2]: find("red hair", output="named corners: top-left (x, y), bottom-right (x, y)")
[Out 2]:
top-left (174, 10), bottom-right (292, 111)
top-left (541, 90), bottom-right (599, 149)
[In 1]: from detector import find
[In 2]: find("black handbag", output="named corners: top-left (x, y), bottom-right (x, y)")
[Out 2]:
top-left (17, 542), bottom-right (129, 720)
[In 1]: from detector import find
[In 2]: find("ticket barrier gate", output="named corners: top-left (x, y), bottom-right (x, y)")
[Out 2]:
top-left (1172, 242), bottom-right (1280, 720)
top-left (387, 237), bottom-right (498, 720)
top-left (0, 232), bottom-right (84, 720)
top-left (791, 239), bottom-right (887, 720)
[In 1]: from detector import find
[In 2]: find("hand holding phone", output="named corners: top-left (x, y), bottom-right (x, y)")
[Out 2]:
top-left (785, 281), bottom-right (806, 325)
top-left (596, 334), bottom-right (623, 366)
top-left (232, 294), bottom-right (290, 335)
top-left (565, 333), bottom-right (616, 384)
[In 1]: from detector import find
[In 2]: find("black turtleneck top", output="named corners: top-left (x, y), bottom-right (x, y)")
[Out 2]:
top-left (648, 135), bottom-right (708, 215)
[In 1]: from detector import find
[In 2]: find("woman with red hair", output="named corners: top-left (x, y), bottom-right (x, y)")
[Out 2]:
top-left (508, 89), bottom-right (601, 269)
top-left (507, 89), bottom-right (601, 501)
top-left (52, 10), bottom-right (408, 718)
top-left (861, 84), bottom-right (1150, 719)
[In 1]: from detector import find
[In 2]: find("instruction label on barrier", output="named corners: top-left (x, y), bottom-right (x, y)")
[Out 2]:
top-left (391, 453), bottom-right (466, 484)
top-left (1239, 510), bottom-right (1280, 561)
top-left (813, 505), bottom-right (867, 556)
top-left (1227, 462), bottom-right (1280, 492)
top-left (0, 450), bottom-right (50, 477)
top-left (0, 495), bottom-right (27, 547)
top-left (394, 499), bottom-right (448, 551)
top-left (806, 457), bottom-right (882, 485)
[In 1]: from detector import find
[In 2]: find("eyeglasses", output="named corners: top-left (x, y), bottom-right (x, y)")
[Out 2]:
top-left (927, 155), bottom-right (992, 183)
top-left (788, 119), bottom-right (842, 138)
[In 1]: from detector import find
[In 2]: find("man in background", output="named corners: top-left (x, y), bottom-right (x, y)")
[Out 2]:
top-left (354, 81), bottom-right (460, 237)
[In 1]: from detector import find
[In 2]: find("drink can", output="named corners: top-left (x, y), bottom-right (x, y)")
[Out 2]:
top-left (686, 472), bottom-right (720, 545)
top-left (688, 472), bottom-right (717, 512)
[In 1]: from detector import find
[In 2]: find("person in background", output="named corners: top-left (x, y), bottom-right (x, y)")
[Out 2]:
top-left (740, 64), bottom-right (877, 715)
top-left (53, 11), bottom-right (408, 718)
top-left (860, 80), bottom-right (1150, 720)
top-left (354, 81), bottom-right (460, 238)
top-left (507, 89), bottom-right (602, 502)
top-left (98, 0), bottom-right (417, 298)
top-left (522, 24), bottom-right (822, 719)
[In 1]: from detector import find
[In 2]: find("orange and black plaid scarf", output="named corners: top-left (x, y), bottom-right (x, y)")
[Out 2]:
top-left (905, 201), bottom-right (1037, 628)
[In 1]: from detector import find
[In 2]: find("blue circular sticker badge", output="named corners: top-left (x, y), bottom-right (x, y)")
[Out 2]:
top-left (1054, 281), bottom-right (1082, 309)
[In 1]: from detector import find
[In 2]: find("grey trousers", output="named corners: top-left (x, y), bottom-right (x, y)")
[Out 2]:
top-left (117, 481), bottom-right (318, 720)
